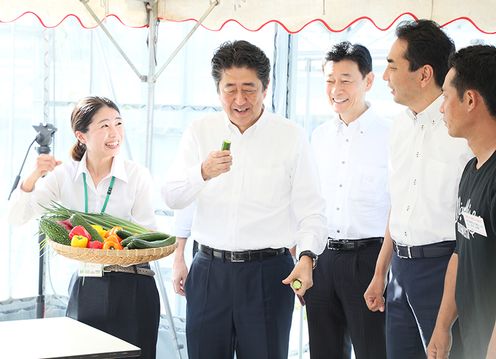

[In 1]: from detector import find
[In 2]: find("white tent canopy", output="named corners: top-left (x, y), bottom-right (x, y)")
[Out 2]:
top-left (1, 0), bottom-right (495, 33)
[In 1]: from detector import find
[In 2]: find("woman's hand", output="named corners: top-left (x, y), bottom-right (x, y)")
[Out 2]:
top-left (21, 154), bottom-right (61, 192)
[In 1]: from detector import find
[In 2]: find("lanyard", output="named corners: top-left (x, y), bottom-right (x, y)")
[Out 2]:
top-left (82, 172), bottom-right (116, 214)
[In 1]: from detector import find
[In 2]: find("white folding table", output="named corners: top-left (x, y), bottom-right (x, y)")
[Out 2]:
top-left (0, 316), bottom-right (140, 358)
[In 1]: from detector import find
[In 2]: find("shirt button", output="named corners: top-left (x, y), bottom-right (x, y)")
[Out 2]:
top-left (339, 184), bottom-right (343, 188)
top-left (337, 230), bottom-right (341, 233)
top-left (336, 207), bottom-right (340, 211)
top-left (346, 139), bottom-right (349, 142)
top-left (341, 161), bottom-right (345, 164)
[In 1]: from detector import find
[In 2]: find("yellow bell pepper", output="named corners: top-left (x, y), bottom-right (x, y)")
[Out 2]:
top-left (71, 235), bottom-right (89, 248)
top-left (91, 224), bottom-right (107, 238)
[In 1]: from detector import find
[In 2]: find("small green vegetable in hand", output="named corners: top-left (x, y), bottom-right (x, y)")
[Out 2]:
top-left (292, 279), bottom-right (302, 290)
top-left (221, 140), bottom-right (231, 151)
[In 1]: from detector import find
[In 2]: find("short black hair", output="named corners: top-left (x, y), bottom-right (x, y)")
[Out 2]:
top-left (448, 45), bottom-right (496, 117)
top-left (211, 40), bottom-right (270, 92)
top-left (324, 41), bottom-right (372, 77)
top-left (396, 19), bottom-right (455, 88)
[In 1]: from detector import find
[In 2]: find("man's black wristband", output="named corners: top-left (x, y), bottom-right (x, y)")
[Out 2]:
top-left (299, 250), bottom-right (318, 269)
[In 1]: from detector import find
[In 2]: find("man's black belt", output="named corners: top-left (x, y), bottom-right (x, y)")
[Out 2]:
top-left (199, 245), bottom-right (287, 263)
top-left (327, 237), bottom-right (383, 251)
top-left (393, 240), bottom-right (456, 259)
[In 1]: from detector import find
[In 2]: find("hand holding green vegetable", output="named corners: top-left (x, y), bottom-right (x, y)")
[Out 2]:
top-left (282, 257), bottom-right (314, 296)
top-left (200, 141), bottom-right (232, 181)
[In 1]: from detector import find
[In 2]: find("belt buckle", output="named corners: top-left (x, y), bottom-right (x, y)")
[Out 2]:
top-left (230, 251), bottom-right (246, 263)
top-left (328, 239), bottom-right (346, 250)
top-left (395, 244), bottom-right (412, 259)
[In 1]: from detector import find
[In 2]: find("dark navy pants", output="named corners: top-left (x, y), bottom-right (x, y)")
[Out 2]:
top-left (184, 249), bottom-right (295, 359)
top-left (66, 271), bottom-right (160, 359)
top-left (305, 242), bottom-right (386, 359)
top-left (386, 252), bottom-right (452, 359)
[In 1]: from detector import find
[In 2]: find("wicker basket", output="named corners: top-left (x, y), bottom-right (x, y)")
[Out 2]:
top-left (47, 238), bottom-right (177, 266)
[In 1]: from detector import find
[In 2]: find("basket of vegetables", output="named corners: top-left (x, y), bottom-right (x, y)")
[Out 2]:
top-left (39, 203), bottom-right (177, 266)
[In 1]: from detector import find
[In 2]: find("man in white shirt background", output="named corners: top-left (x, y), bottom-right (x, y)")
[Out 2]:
top-left (306, 42), bottom-right (390, 359)
top-left (364, 19), bottom-right (472, 358)
top-left (162, 40), bottom-right (327, 359)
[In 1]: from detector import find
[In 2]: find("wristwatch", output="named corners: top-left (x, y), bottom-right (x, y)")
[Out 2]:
top-left (299, 250), bottom-right (318, 269)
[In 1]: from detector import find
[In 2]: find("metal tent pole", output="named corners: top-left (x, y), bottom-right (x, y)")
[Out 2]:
top-left (146, 2), bottom-right (183, 358)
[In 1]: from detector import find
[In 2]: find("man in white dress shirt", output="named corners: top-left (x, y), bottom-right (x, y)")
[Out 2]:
top-left (162, 40), bottom-right (327, 359)
top-left (306, 42), bottom-right (390, 359)
top-left (364, 19), bottom-right (472, 358)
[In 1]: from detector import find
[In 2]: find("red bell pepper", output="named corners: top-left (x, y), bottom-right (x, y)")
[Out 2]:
top-left (57, 219), bottom-right (73, 231)
top-left (88, 241), bottom-right (103, 249)
top-left (69, 225), bottom-right (91, 241)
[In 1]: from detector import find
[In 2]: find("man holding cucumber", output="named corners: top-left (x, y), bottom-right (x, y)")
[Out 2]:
top-left (305, 42), bottom-right (390, 359)
top-left (162, 40), bottom-right (327, 359)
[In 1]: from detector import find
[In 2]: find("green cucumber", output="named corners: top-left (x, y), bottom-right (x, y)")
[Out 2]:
top-left (128, 232), bottom-right (171, 242)
top-left (116, 229), bottom-right (134, 239)
top-left (69, 213), bottom-right (104, 242)
top-left (221, 140), bottom-right (231, 151)
top-left (128, 236), bottom-right (176, 249)
top-left (121, 237), bottom-right (134, 247)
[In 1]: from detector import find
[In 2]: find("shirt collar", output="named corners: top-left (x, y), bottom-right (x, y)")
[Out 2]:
top-left (222, 106), bottom-right (268, 135)
top-left (406, 95), bottom-right (443, 127)
top-left (75, 152), bottom-right (129, 183)
top-left (333, 102), bottom-right (375, 134)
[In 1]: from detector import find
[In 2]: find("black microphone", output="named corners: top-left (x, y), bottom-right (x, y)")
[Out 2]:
top-left (33, 123), bottom-right (57, 155)
top-left (7, 123), bottom-right (57, 200)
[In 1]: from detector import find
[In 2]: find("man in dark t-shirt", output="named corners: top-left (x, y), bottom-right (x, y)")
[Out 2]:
top-left (427, 45), bottom-right (496, 359)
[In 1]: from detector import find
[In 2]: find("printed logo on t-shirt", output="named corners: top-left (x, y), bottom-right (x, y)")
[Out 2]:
top-left (456, 197), bottom-right (487, 239)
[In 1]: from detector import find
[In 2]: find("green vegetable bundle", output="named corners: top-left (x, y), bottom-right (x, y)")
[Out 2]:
top-left (39, 202), bottom-right (175, 249)
top-left (42, 202), bottom-right (150, 234)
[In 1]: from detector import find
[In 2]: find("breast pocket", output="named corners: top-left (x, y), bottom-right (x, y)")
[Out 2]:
top-left (423, 158), bottom-right (458, 207)
top-left (244, 165), bottom-right (289, 207)
top-left (350, 165), bottom-right (388, 206)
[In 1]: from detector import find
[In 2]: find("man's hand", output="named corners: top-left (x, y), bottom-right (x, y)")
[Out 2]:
top-left (282, 256), bottom-right (313, 296)
top-left (485, 320), bottom-right (496, 359)
top-left (364, 274), bottom-right (386, 312)
top-left (201, 150), bottom-right (232, 181)
top-left (427, 327), bottom-right (452, 359)
top-left (172, 237), bottom-right (189, 296)
top-left (172, 256), bottom-right (189, 296)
